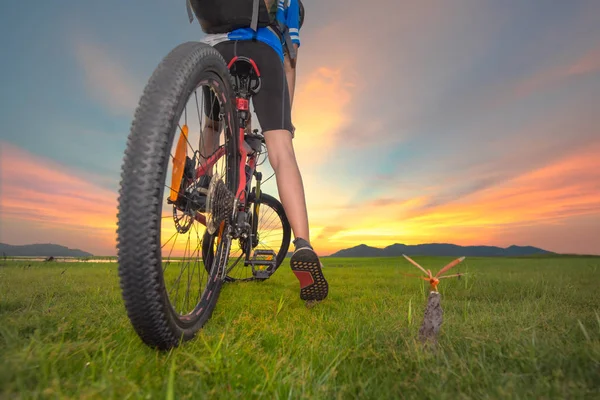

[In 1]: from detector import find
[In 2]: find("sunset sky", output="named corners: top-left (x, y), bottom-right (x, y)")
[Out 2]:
top-left (1, 0), bottom-right (599, 256)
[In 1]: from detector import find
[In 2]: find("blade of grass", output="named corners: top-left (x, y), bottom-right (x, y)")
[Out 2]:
top-left (275, 293), bottom-right (285, 317)
top-left (578, 320), bottom-right (591, 342)
top-left (166, 356), bottom-right (176, 400)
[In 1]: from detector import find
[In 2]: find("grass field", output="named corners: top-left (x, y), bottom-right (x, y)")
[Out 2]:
top-left (1, 256), bottom-right (599, 399)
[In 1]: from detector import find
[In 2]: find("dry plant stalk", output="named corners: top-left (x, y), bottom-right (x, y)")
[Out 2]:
top-left (419, 291), bottom-right (442, 345)
top-left (401, 254), bottom-right (467, 345)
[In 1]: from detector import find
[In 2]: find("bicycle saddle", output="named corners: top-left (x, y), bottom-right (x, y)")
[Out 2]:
top-left (227, 56), bottom-right (261, 97)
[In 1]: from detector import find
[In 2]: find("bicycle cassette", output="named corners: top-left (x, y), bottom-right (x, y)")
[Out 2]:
top-left (205, 172), bottom-right (235, 234)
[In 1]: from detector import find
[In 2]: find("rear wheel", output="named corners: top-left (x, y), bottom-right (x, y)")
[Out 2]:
top-left (117, 42), bottom-right (238, 350)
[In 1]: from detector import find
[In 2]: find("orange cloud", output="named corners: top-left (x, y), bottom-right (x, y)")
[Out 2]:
top-left (292, 67), bottom-right (355, 165)
top-left (1, 142), bottom-right (118, 254)
top-left (413, 146), bottom-right (600, 225)
top-left (0, 142), bottom-right (267, 258)
top-left (310, 145), bottom-right (600, 255)
top-left (566, 46), bottom-right (600, 76)
top-left (2, 138), bottom-right (598, 257)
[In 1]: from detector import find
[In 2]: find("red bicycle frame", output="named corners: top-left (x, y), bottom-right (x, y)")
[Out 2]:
top-left (192, 56), bottom-right (262, 227)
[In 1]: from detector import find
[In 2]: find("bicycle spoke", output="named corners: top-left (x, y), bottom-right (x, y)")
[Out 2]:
top-left (170, 234), bottom-right (191, 312)
top-left (184, 231), bottom-right (203, 314)
top-left (163, 181), bottom-right (196, 204)
top-left (163, 227), bottom-right (181, 273)
top-left (185, 233), bottom-right (192, 312)
top-left (259, 210), bottom-right (279, 232)
top-left (161, 230), bottom-right (180, 251)
top-left (160, 78), bottom-right (234, 315)
top-left (192, 222), bottom-right (206, 294)
top-left (225, 253), bottom-right (245, 276)
top-left (179, 231), bottom-right (203, 314)
top-left (195, 90), bottom-right (204, 154)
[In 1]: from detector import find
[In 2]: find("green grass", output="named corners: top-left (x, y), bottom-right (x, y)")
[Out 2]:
top-left (1, 256), bottom-right (599, 399)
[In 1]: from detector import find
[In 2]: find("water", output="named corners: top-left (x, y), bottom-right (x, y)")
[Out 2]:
top-left (5, 257), bottom-right (118, 263)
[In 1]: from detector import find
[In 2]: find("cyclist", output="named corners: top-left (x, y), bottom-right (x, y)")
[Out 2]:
top-left (199, 0), bottom-right (328, 302)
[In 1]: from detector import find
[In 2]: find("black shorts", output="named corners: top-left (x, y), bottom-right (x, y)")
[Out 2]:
top-left (203, 40), bottom-right (293, 135)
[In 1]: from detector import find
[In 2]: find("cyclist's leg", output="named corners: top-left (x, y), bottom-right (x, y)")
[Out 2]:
top-left (263, 130), bottom-right (309, 241)
top-left (207, 40), bottom-right (310, 242)
top-left (237, 41), bottom-right (327, 301)
top-left (198, 40), bottom-right (239, 173)
top-left (235, 42), bottom-right (309, 244)
top-left (199, 86), bottom-right (221, 172)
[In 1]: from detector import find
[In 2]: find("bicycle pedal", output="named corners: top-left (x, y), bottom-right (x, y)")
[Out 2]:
top-left (253, 269), bottom-right (271, 280)
top-left (247, 249), bottom-right (277, 278)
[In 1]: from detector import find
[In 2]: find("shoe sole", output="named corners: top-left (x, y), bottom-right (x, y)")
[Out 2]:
top-left (290, 248), bottom-right (328, 301)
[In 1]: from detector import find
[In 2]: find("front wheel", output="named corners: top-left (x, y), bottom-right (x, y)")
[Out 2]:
top-left (202, 192), bottom-right (291, 282)
top-left (116, 41), bottom-right (238, 350)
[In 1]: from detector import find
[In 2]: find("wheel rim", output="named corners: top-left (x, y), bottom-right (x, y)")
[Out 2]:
top-left (159, 72), bottom-right (235, 320)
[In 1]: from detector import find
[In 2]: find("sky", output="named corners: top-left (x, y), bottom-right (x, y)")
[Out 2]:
top-left (1, 0), bottom-right (599, 256)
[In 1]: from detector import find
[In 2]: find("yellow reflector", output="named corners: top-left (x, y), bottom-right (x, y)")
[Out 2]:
top-left (169, 125), bottom-right (189, 202)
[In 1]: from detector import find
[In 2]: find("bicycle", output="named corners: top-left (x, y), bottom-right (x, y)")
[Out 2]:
top-left (116, 41), bottom-right (291, 350)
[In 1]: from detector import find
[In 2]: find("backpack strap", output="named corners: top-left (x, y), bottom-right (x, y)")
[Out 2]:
top-left (273, 1), bottom-right (297, 60)
top-left (186, 0), bottom-right (194, 23)
top-left (251, 0), bottom-right (260, 31)
top-left (281, 26), bottom-right (297, 60)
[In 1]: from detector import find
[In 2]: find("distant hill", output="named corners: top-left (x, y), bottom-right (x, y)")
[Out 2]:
top-left (0, 243), bottom-right (93, 258)
top-left (328, 243), bottom-right (554, 257)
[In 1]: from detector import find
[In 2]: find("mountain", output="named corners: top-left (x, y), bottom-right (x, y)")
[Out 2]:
top-left (0, 243), bottom-right (93, 257)
top-left (328, 244), bottom-right (388, 258)
top-left (328, 243), bottom-right (554, 257)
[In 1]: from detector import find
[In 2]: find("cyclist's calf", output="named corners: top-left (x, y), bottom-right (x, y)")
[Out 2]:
top-left (263, 129), bottom-right (296, 171)
top-left (200, 118), bottom-right (221, 162)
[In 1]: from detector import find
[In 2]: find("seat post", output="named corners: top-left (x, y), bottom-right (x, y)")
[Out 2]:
top-left (227, 56), bottom-right (261, 131)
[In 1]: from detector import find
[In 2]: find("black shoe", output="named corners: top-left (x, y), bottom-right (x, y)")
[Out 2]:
top-left (290, 238), bottom-right (328, 301)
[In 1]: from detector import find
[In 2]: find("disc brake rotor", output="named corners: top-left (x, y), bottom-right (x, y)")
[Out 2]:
top-left (173, 206), bottom-right (194, 233)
